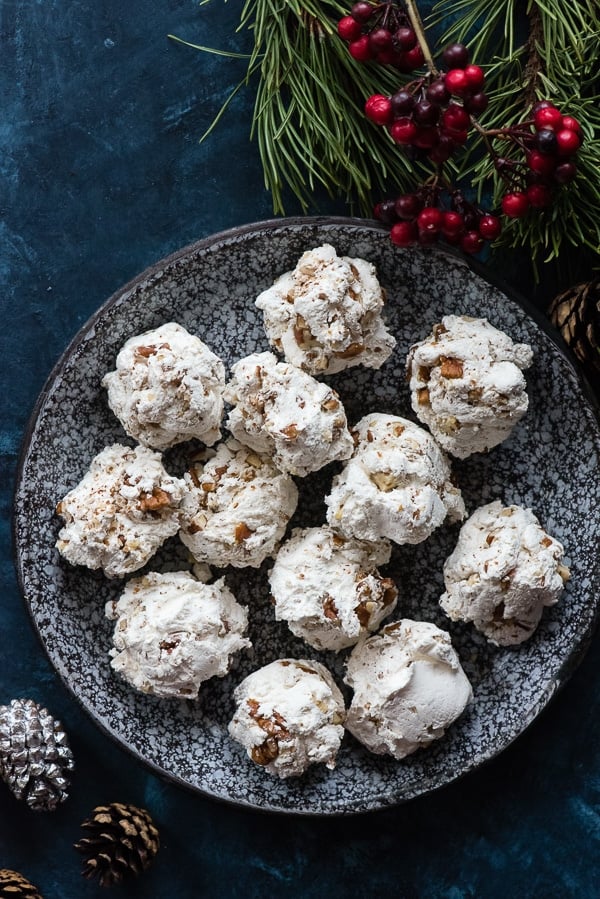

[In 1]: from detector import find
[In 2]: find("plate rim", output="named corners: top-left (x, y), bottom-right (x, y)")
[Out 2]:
top-left (12, 215), bottom-right (600, 816)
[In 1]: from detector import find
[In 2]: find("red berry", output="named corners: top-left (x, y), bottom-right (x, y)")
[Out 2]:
top-left (413, 100), bottom-right (440, 125)
top-left (390, 221), bottom-right (417, 247)
top-left (554, 162), bottom-right (577, 184)
top-left (389, 118), bottom-right (418, 144)
top-left (526, 150), bottom-right (556, 176)
top-left (413, 126), bottom-right (439, 149)
top-left (531, 100), bottom-right (555, 115)
top-left (365, 94), bottom-right (394, 126)
top-left (463, 64), bottom-right (485, 91)
top-left (555, 128), bottom-right (581, 156)
top-left (337, 16), bottom-right (362, 41)
top-left (461, 230), bottom-right (484, 254)
top-left (463, 92), bottom-right (488, 115)
top-left (534, 106), bottom-right (563, 131)
top-left (400, 44), bottom-right (425, 70)
top-left (374, 199), bottom-right (398, 223)
top-left (442, 43), bottom-right (469, 68)
top-left (390, 90), bottom-right (415, 115)
top-left (348, 36), bottom-right (372, 62)
top-left (444, 69), bottom-right (470, 96)
top-left (561, 115), bottom-right (582, 135)
top-left (429, 136), bottom-right (455, 164)
top-left (478, 214), bottom-right (502, 240)
top-left (501, 192), bottom-right (530, 218)
top-left (369, 28), bottom-right (393, 53)
top-left (527, 184), bottom-right (553, 208)
top-left (395, 26), bottom-right (417, 51)
top-left (351, 2), bottom-right (373, 22)
top-left (441, 211), bottom-right (465, 237)
top-left (417, 207), bottom-right (444, 233)
top-left (395, 193), bottom-right (423, 219)
top-left (426, 79), bottom-right (451, 106)
top-left (442, 104), bottom-right (471, 131)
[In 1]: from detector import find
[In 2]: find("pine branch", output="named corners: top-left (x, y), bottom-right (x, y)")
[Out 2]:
top-left (432, 0), bottom-right (600, 269)
top-left (171, 0), bottom-right (431, 215)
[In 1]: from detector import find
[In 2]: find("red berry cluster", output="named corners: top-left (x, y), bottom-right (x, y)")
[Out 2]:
top-left (374, 187), bottom-right (501, 254)
top-left (337, 1), bottom-right (425, 71)
top-left (363, 42), bottom-right (487, 165)
top-left (496, 101), bottom-right (583, 219)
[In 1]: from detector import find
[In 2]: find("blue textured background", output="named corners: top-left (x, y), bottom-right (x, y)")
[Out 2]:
top-left (2, 2), bottom-right (600, 897)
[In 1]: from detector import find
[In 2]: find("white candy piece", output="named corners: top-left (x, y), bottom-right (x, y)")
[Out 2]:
top-left (269, 526), bottom-right (398, 651)
top-left (325, 413), bottom-right (465, 544)
top-left (255, 243), bottom-right (396, 375)
top-left (228, 659), bottom-right (346, 778)
top-left (179, 438), bottom-right (298, 569)
top-left (440, 500), bottom-right (570, 645)
top-left (406, 315), bottom-right (533, 458)
top-left (345, 619), bottom-right (473, 760)
top-left (102, 322), bottom-right (225, 450)
top-left (106, 571), bottom-right (251, 699)
top-left (55, 443), bottom-right (184, 578)
top-left (224, 351), bottom-right (354, 477)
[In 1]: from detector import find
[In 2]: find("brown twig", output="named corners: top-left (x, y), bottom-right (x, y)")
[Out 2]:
top-left (523, 2), bottom-right (545, 108)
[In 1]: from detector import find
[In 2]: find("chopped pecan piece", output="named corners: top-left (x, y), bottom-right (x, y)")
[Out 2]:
top-left (371, 471), bottom-right (397, 492)
top-left (540, 536), bottom-right (553, 547)
top-left (321, 396), bottom-right (340, 412)
top-left (382, 579), bottom-right (397, 606)
top-left (251, 738), bottom-right (280, 765)
top-left (418, 365), bottom-right (431, 383)
top-left (468, 387), bottom-right (484, 403)
top-left (322, 594), bottom-right (339, 621)
top-left (234, 522), bottom-right (254, 543)
top-left (336, 342), bottom-right (364, 359)
top-left (280, 423), bottom-right (299, 440)
top-left (393, 424), bottom-right (405, 437)
top-left (433, 322), bottom-right (448, 340)
top-left (417, 387), bottom-right (430, 406)
top-left (138, 487), bottom-right (172, 512)
top-left (439, 356), bottom-right (464, 378)
top-left (159, 639), bottom-right (180, 654)
top-left (486, 534), bottom-right (495, 546)
top-left (201, 481), bottom-right (216, 493)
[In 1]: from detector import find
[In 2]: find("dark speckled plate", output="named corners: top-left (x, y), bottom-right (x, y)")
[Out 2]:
top-left (14, 217), bottom-right (600, 815)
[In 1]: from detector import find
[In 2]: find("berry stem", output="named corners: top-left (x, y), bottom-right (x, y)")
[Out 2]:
top-left (404, 0), bottom-right (438, 76)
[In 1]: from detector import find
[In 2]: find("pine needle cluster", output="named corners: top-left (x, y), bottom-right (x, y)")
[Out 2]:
top-left (171, 0), bottom-right (600, 271)
top-left (433, 0), bottom-right (600, 264)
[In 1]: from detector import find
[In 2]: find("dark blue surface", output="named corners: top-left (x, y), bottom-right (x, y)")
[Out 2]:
top-left (2, 2), bottom-right (600, 897)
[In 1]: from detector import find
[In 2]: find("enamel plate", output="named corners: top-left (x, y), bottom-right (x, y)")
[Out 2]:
top-left (14, 218), bottom-right (600, 814)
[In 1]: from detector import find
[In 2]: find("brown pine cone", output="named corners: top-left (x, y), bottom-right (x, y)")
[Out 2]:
top-left (548, 278), bottom-right (600, 386)
top-left (74, 802), bottom-right (160, 888)
top-left (0, 869), bottom-right (43, 898)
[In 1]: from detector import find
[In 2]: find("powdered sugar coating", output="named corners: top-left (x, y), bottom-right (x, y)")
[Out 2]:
top-left (179, 438), bottom-right (298, 569)
top-left (345, 619), bottom-right (473, 759)
top-left (255, 243), bottom-right (396, 375)
top-left (269, 526), bottom-right (397, 651)
top-left (224, 351), bottom-right (354, 476)
top-left (55, 443), bottom-right (184, 578)
top-left (106, 570), bottom-right (250, 698)
top-left (440, 501), bottom-right (569, 645)
top-left (228, 659), bottom-right (346, 779)
top-left (102, 321), bottom-right (225, 450)
top-left (325, 413), bottom-right (465, 544)
top-left (407, 315), bottom-right (533, 458)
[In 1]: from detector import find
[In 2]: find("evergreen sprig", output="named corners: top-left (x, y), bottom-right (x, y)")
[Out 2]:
top-left (171, 0), bottom-right (424, 214)
top-left (172, 0), bottom-right (600, 272)
top-left (432, 0), bottom-right (600, 264)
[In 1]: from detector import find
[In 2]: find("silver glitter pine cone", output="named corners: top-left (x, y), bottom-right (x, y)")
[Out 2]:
top-left (549, 277), bottom-right (600, 385)
top-left (74, 802), bottom-right (160, 888)
top-left (0, 868), bottom-right (44, 898)
top-left (0, 698), bottom-right (74, 812)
